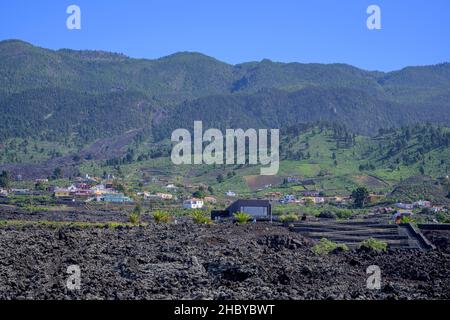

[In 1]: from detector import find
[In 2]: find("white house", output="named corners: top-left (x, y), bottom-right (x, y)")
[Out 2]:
top-left (166, 184), bottom-right (178, 190)
top-left (225, 190), bottom-right (236, 197)
top-left (91, 184), bottom-right (108, 195)
top-left (396, 203), bottom-right (414, 210)
top-left (183, 198), bottom-right (204, 209)
top-left (280, 194), bottom-right (296, 204)
top-left (413, 200), bottom-right (431, 208)
top-left (157, 192), bottom-right (173, 200)
top-left (11, 188), bottom-right (31, 195)
top-left (67, 184), bottom-right (78, 192)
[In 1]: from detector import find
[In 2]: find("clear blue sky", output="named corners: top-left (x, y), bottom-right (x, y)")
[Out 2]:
top-left (0, 0), bottom-right (449, 71)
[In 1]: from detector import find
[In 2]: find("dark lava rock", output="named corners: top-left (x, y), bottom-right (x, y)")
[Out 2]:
top-left (0, 220), bottom-right (448, 300)
top-left (257, 234), bottom-right (307, 250)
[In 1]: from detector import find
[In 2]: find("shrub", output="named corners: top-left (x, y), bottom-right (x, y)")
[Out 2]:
top-left (192, 190), bottom-right (206, 199)
top-left (436, 212), bottom-right (449, 223)
top-left (279, 213), bottom-right (299, 223)
top-left (312, 238), bottom-right (349, 254)
top-left (191, 210), bottom-right (212, 224)
top-left (153, 210), bottom-right (172, 223)
top-left (129, 212), bottom-right (140, 224)
top-left (318, 210), bottom-right (336, 219)
top-left (335, 209), bottom-right (353, 219)
top-left (129, 204), bottom-right (142, 224)
top-left (400, 215), bottom-right (415, 224)
top-left (352, 187), bottom-right (370, 208)
top-left (359, 238), bottom-right (388, 252)
top-left (132, 204), bottom-right (142, 215)
top-left (234, 212), bottom-right (251, 224)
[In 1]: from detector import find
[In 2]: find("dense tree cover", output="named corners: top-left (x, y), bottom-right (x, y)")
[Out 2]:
top-left (1, 40), bottom-right (450, 162)
top-left (390, 176), bottom-right (450, 204)
top-left (0, 170), bottom-right (10, 189)
top-left (278, 123), bottom-right (449, 177)
top-left (192, 190), bottom-right (206, 199)
top-left (52, 167), bottom-right (63, 180)
top-left (371, 124), bottom-right (450, 167)
top-left (0, 88), bottom-right (154, 149)
top-left (352, 187), bottom-right (370, 208)
top-left (152, 87), bottom-right (450, 140)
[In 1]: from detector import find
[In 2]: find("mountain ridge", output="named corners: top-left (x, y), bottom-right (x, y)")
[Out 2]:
top-left (2, 39), bottom-right (449, 73)
top-left (0, 39), bottom-right (449, 146)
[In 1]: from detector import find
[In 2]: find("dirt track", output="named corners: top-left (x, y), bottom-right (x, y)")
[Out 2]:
top-left (0, 221), bottom-right (448, 300)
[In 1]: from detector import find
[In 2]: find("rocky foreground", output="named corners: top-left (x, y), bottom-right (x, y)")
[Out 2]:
top-left (0, 221), bottom-right (448, 300)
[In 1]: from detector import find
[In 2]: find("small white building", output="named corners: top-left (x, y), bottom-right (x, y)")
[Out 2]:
top-left (396, 203), bottom-right (414, 210)
top-left (203, 196), bottom-right (217, 204)
top-left (91, 184), bottom-right (108, 195)
top-left (11, 188), bottom-right (31, 195)
top-left (67, 184), bottom-right (78, 192)
top-left (141, 192), bottom-right (174, 200)
top-left (157, 192), bottom-right (173, 200)
top-left (413, 200), bottom-right (431, 208)
top-left (314, 197), bottom-right (325, 204)
top-left (280, 194), bottom-right (296, 204)
top-left (183, 198), bottom-right (204, 209)
top-left (225, 190), bottom-right (236, 197)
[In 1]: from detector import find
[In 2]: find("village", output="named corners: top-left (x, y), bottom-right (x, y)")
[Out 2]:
top-left (0, 173), bottom-right (448, 227)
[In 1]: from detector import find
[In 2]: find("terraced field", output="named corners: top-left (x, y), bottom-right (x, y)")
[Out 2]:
top-left (289, 220), bottom-right (431, 250)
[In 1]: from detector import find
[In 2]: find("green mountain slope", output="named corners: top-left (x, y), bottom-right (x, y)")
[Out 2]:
top-left (153, 87), bottom-right (449, 138)
top-left (0, 39), bottom-right (449, 147)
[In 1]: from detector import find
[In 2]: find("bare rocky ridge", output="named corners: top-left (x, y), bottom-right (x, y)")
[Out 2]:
top-left (0, 222), bottom-right (448, 300)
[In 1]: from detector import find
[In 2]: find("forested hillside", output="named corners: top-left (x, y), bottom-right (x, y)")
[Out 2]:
top-left (0, 39), bottom-right (449, 149)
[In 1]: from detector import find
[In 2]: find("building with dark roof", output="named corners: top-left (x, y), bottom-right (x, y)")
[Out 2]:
top-left (211, 199), bottom-right (272, 220)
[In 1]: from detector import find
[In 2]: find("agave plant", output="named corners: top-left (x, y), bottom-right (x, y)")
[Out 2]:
top-left (191, 210), bottom-right (212, 224)
top-left (234, 212), bottom-right (251, 225)
top-left (152, 210), bottom-right (172, 223)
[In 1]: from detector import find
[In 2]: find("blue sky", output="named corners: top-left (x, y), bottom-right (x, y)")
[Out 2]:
top-left (0, 0), bottom-right (449, 71)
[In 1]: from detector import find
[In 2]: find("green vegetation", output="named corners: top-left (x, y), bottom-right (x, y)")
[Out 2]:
top-left (1, 40), bottom-right (450, 152)
top-left (279, 213), bottom-right (299, 223)
top-left (192, 190), bottom-right (207, 199)
top-left (234, 212), bottom-right (251, 225)
top-left (7, 195), bottom-right (55, 206)
top-left (0, 220), bottom-right (146, 229)
top-left (390, 175), bottom-right (450, 204)
top-left (400, 215), bottom-right (416, 225)
top-left (312, 238), bottom-right (349, 254)
top-left (152, 210), bottom-right (172, 224)
top-left (129, 212), bottom-right (140, 224)
top-left (0, 170), bottom-right (10, 188)
top-left (273, 203), bottom-right (357, 220)
top-left (0, 41), bottom-right (449, 213)
top-left (24, 122), bottom-right (447, 208)
top-left (359, 238), bottom-right (388, 252)
top-left (129, 204), bottom-right (142, 224)
top-left (352, 187), bottom-right (370, 208)
top-left (436, 212), bottom-right (450, 223)
top-left (191, 210), bottom-right (212, 224)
